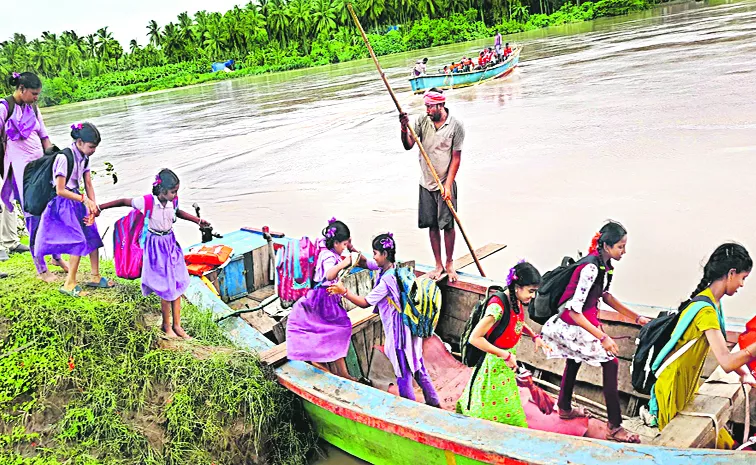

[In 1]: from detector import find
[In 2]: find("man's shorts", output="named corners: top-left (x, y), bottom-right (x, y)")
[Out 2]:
top-left (418, 182), bottom-right (457, 230)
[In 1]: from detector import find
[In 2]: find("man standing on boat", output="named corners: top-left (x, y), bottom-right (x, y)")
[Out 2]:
top-left (399, 88), bottom-right (464, 282)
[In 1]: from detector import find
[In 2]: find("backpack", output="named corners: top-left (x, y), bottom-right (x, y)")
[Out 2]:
top-left (113, 194), bottom-right (178, 279)
top-left (528, 254), bottom-right (610, 325)
top-left (461, 285), bottom-right (514, 367)
top-left (386, 263), bottom-right (442, 338)
top-left (22, 148), bottom-right (86, 216)
top-left (1, 96), bottom-right (39, 178)
top-left (631, 295), bottom-right (716, 395)
top-left (275, 237), bottom-right (323, 308)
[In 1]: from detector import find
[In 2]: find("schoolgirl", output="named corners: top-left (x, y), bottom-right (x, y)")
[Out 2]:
top-left (329, 233), bottom-right (440, 405)
top-left (540, 221), bottom-right (649, 443)
top-left (99, 169), bottom-right (209, 338)
top-left (456, 262), bottom-right (545, 426)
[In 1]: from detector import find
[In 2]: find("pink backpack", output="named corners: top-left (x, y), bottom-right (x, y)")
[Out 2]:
top-left (276, 237), bottom-right (324, 308)
top-left (113, 195), bottom-right (177, 279)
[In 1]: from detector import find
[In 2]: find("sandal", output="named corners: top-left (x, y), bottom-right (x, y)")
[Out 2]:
top-left (59, 285), bottom-right (83, 298)
top-left (606, 425), bottom-right (641, 444)
top-left (84, 277), bottom-right (115, 288)
top-left (559, 405), bottom-right (593, 420)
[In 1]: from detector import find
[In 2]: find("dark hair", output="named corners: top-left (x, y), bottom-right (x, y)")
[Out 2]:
top-left (152, 168), bottom-right (180, 196)
top-left (322, 220), bottom-right (350, 250)
top-left (593, 220), bottom-right (627, 292)
top-left (678, 243), bottom-right (752, 311)
top-left (507, 262), bottom-right (541, 315)
top-left (8, 72), bottom-right (42, 90)
top-left (422, 57), bottom-right (428, 63)
top-left (70, 122), bottom-right (101, 145)
top-left (372, 233), bottom-right (396, 264)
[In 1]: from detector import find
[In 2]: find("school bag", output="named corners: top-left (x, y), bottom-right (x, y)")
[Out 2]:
top-left (528, 254), bottom-right (610, 325)
top-left (385, 263), bottom-right (442, 338)
top-left (113, 194), bottom-right (178, 279)
top-left (1, 96), bottom-right (39, 178)
top-left (460, 285), bottom-right (514, 367)
top-left (22, 148), bottom-right (86, 216)
top-left (631, 295), bottom-right (718, 395)
top-left (275, 237), bottom-right (322, 308)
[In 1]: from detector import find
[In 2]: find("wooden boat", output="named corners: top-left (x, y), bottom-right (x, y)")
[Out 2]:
top-left (185, 228), bottom-right (754, 464)
top-left (409, 47), bottom-right (521, 94)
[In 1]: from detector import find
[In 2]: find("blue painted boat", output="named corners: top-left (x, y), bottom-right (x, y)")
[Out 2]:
top-left (185, 228), bottom-right (754, 464)
top-left (409, 47), bottom-right (521, 94)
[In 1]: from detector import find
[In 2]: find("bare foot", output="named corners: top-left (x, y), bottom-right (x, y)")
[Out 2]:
top-left (173, 325), bottom-right (193, 340)
top-left (51, 258), bottom-right (69, 272)
top-left (428, 265), bottom-right (445, 280)
top-left (161, 324), bottom-right (178, 338)
top-left (445, 262), bottom-right (458, 283)
top-left (38, 272), bottom-right (58, 283)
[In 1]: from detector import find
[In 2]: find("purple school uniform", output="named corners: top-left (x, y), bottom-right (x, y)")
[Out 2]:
top-left (34, 143), bottom-right (103, 258)
top-left (131, 195), bottom-right (190, 302)
top-left (286, 245), bottom-right (352, 363)
top-left (365, 259), bottom-right (439, 406)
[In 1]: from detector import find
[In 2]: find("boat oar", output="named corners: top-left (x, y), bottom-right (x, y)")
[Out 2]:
top-left (346, 4), bottom-right (486, 278)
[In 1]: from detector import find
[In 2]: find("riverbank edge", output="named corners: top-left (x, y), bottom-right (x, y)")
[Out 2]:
top-left (38, 2), bottom-right (669, 108)
top-left (0, 252), bottom-right (316, 464)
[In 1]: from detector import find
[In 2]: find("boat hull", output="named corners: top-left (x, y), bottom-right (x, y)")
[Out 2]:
top-left (409, 48), bottom-right (520, 94)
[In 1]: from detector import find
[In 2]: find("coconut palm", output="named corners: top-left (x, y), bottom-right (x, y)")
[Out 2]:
top-left (146, 20), bottom-right (162, 48)
top-left (312, 0), bottom-right (338, 35)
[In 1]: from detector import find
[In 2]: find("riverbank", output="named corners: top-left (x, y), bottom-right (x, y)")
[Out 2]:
top-left (36, 0), bottom-right (657, 107)
top-left (0, 253), bottom-right (316, 464)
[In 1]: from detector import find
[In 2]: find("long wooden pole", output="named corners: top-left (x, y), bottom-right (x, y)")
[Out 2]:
top-left (347, 4), bottom-right (485, 277)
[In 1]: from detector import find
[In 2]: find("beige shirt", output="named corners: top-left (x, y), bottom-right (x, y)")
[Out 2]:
top-left (131, 195), bottom-right (177, 232)
top-left (414, 112), bottom-right (465, 191)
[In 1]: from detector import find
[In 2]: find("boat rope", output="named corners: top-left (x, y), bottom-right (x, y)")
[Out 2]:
top-left (677, 410), bottom-right (720, 441)
top-left (743, 384), bottom-right (751, 445)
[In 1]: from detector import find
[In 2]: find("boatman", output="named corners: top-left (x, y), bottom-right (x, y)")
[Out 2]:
top-left (399, 88), bottom-right (464, 282)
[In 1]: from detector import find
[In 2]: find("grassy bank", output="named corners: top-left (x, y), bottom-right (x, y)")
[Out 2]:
top-left (0, 253), bottom-right (316, 464)
top-left (26, 0), bottom-right (657, 106)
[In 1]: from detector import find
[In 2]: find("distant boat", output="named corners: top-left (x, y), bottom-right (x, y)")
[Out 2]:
top-left (409, 47), bottom-right (521, 94)
top-left (211, 59), bottom-right (235, 73)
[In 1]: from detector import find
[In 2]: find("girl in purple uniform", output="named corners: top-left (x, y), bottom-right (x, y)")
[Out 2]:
top-left (99, 169), bottom-right (210, 339)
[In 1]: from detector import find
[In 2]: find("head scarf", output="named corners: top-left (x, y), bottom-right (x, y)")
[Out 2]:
top-left (423, 90), bottom-right (446, 106)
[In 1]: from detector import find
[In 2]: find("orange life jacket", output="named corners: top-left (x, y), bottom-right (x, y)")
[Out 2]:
top-left (739, 315), bottom-right (756, 374)
top-left (184, 244), bottom-right (233, 266)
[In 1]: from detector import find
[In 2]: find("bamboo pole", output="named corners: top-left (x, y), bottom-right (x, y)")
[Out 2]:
top-left (347, 4), bottom-right (485, 277)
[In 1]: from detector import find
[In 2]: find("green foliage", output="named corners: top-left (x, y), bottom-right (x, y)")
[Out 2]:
top-left (1, 0), bottom-right (664, 106)
top-left (0, 254), bottom-right (315, 464)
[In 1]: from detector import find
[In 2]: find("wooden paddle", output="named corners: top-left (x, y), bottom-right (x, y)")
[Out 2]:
top-left (347, 4), bottom-right (486, 278)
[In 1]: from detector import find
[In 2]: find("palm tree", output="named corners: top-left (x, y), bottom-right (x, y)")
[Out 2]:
top-left (146, 20), bottom-right (162, 48)
top-left (95, 27), bottom-right (114, 62)
top-left (360, 0), bottom-right (385, 27)
top-left (28, 40), bottom-right (53, 75)
top-left (289, 0), bottom-right (313, 49)
top-left (312, 0), bottom-right (338, 35)
top-left (266, 0), bottom-right (291, 45)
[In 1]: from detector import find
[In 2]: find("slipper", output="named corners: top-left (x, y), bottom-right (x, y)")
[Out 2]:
top-left (84, 277), bottom-right (115, 288)
top-left (558, 405), bottom-right (593, 420)
top-left (59, 285), bottom-right (83, 297)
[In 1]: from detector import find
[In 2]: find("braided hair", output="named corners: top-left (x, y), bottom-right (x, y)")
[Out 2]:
top-left (322, 219), bottom-right (350, 250)
top-left (677, 243), bottom-right (752, 312)
top-left (372, 233), bottom-right (396, 263)
top-left (590, 220), bottom-right (627, 292)
top-left (506, 262), bottom-right (541, 314)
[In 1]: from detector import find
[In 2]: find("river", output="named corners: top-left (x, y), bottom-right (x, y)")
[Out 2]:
top-left (40, 1), bottom-right (756, 460)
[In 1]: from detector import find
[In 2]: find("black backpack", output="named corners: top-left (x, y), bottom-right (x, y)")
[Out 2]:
top-left (23, 148), bottom-right (85, 216)
top-left (528, 254), bottom-right (611, 325)
top-left (460, 285), bottom-right (513, 367)
top-left (630, 295), bottom-right (714, 395)
top-left (1, 96), bottom-right (39, 178)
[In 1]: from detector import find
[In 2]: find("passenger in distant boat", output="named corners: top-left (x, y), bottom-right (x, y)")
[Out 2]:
top-left (285, 218), bottom-right (363, 381)
top-left (494, 31), bottom-right (503, 58)
top-left (456, 262), bottom-right (547, 427)
top-left (450, 62), bottom-right (461, 73)
top-left (399, 89), bottom-right (464, 283)
top-left (503, 43), bottom-right (513, 58)
top-left (329, 233), bottom-right (441, 407)
top-left (476, 51), bottom-right (487, 70)
top-left (652, 243), bottom-right (756, 449)
top-left (411, 57), bottom-right (429, 77)
top-left (487, 47), bottom-right (498, 65)
top-left (540, 221), bottom-right (649, 444)
top-left (443, 66), bottom-right (450, 75)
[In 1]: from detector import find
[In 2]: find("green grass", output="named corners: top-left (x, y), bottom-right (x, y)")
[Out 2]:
top-left (0, 253), bottom-right (315, 464)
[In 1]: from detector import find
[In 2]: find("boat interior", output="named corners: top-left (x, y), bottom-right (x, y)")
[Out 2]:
top-left (197, 228), bottom-right (754, 451)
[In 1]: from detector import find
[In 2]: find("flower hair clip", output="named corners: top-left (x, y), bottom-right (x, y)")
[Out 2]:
top-left (380, 237), bottom-right (394, 250)
top-left (12, 72), bottom-right (20, 79)
top-left (70, 123), bottom-right (83, 131)
top-left (506, 266), bottom-right (518, 286)
top-left (325, 227), bottom-right (336, 238)
top-left (152, 175), bottom-right (162, 187)
top-left (328, 217), bottom-right (337, 225)
top-left (588, 232), bottom-right (601, 254)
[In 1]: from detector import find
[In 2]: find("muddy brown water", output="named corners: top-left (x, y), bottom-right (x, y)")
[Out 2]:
top-left (38, 1), bottom-right (756, 461)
